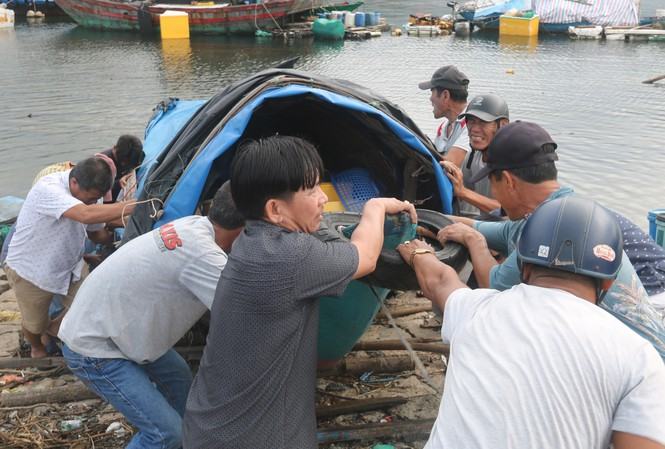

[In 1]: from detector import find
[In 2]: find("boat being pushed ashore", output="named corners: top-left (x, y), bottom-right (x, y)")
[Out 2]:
top-left (125, 66), bottom-right (468, 366)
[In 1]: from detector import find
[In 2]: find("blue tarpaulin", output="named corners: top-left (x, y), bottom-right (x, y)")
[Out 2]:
top-left (152, 85), bottom-right (453, 227)
top-left (137, 99), bottom-right (206, 194)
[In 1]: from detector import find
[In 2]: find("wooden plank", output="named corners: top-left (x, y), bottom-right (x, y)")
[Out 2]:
top-left (353, 340), bottom-right (449, 355)
top-left (316, 397), bottom-right (408, 418)
top-left (0, 383), bottom-right (97, 407)
top-left (317, 418), bottom-right (435, 443)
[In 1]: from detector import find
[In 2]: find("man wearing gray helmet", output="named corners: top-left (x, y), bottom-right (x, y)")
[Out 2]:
top-left (397, 196), bottom-right (665, 449)
top-left (441, 94), bottom-right (509, 217)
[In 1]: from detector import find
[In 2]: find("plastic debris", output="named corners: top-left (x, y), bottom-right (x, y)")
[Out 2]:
top-left (60, 419), bottom-right (82, 431)
top-left (105, 421), bottom-right (127, 436)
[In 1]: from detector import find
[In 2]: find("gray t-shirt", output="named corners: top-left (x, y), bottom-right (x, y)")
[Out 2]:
top-left (183, 219), bottom-right (359, 449)
top-left (460, 149), bottom-right (492, 217)
top-left (59, 215), bottom-right (227, 363)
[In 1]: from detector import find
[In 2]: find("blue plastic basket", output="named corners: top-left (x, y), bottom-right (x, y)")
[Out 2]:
top-left (330, 168), bottom-right (381, 212)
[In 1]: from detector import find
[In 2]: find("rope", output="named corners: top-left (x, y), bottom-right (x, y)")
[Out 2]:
top-left (120, 198), bottom-right (165, 228)
top-left (262, 1), bottom-right (283, 31)
top-left (369, 286), bottom-right (442, 397)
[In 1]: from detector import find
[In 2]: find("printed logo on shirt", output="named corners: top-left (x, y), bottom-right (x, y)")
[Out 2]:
top-left (156, 223), bottom-right (182, 251)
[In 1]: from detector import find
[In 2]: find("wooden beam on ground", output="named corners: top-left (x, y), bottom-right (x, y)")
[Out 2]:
top-left (317, 418), bottom-right (435, 443)
top-left (0, 383), bottom-right (97, 407)
top-left (353, 340), bottom-right (449, 356)
top-left (316, 397), bottom-right (408, 418)
top-left (318, 353), bottom-right (415, 377)
top-left (376, 304), bottom-right (432, 319)
top-left (0, 356), bottom-right (66, 370)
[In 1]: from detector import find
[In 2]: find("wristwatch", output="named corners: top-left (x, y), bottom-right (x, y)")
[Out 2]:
top-left (409, 248), bottom-right (434, 268)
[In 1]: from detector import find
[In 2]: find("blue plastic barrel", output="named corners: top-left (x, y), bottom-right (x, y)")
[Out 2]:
top-left (647, 208), bottom-right (665, 239)
top-left (355, 12), bottom-right (365, 27)
top-left (365, 12), bottom-right (375, 26)
top-left (375, 12), bottom-right (381, 24)
top-left (657, 214), bottom-right (665, 249)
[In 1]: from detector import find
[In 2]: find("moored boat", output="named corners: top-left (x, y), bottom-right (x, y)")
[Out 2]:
top-left (451, 0), bottom-right (645, 34)
top-left (54, 0), bottom-right (366, 34)
top-left (56, 0), bottom-right (297, 34)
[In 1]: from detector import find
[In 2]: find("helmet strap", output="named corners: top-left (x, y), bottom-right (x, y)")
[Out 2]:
top-left (595, 280), bottom-right (607, 305)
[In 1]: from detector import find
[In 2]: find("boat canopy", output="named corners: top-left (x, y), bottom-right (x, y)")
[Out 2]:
top-left (536, 0), bottom-right (638, 26)
top-left (124, 69), bottom-right (452, 241)
top-left (458, 0), bottom-right (639, 26)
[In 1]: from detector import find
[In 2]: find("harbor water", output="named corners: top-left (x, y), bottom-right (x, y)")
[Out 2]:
top-left (0, 0), bottom-right (663, 227)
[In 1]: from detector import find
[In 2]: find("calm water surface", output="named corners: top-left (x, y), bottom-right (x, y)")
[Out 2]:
top-left (0, 0), bottom-right (663, 227)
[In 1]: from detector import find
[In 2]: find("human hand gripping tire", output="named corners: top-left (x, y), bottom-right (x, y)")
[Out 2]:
top-left (437, 222), bottom-right (483, 247)
top-left (366, 198), bottom-right (417, 223)
top-left (315, 209), bottom-right (468, 291)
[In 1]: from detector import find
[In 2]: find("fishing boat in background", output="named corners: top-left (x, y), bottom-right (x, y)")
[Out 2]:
top-left (2, 0), bottom-right (67, 17)
top-left (54, 0), bottom-right (361, 34)
top-left (450, 0), bottom-right (649, 34)
top-left (54, 0), bottom-right (294, 34)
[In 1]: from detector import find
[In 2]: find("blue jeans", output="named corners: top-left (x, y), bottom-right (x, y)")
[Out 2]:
top-left (62, 344), bottom-right (192, 449)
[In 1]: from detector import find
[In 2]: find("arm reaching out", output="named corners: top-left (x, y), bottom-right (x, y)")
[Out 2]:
top-left (613, 432), bottom-right (665, 449)
top-left (63, 201), bottom-right (136, 225)
top-left (351, 198), bottom-right (417, 279)
top-left (437, 223), bottom-right (497, 288)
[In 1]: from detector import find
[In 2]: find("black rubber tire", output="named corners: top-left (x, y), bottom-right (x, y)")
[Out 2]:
top-left (314, 209), bottom-right (469, 291)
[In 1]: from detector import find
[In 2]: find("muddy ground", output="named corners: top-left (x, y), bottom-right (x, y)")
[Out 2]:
top-left (0, 268), bottom-right (455, 449)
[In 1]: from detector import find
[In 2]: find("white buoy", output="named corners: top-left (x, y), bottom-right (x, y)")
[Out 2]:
top-left (35, 10), bottom-right (45, 17)
top-left (344, 12), bottom-right (355, 28)
top-left (26, 9), bottom-right (35, 17)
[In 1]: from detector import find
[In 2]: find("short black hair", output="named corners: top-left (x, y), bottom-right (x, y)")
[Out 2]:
top-left (115, 135), bottom-right (145, 172)
top-left (208, 181), bottom-right (245, 229)
top-left (70, 157), bottom-right (113, 193)
top-left (434, 86), bottom-right (468, 103)
top-left (230, 135), bottom-right (324, 220)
